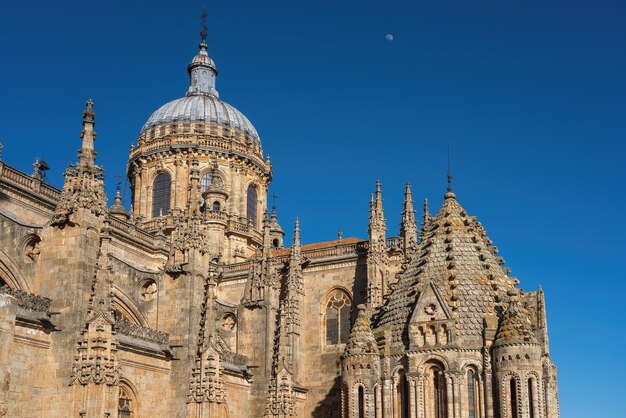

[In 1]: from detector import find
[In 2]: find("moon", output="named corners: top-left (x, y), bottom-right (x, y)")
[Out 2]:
top-left (385, 34), bottom-right (394, 41)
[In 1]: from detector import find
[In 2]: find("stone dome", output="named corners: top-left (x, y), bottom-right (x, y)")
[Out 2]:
top-left (141, 95), bottom-right (259, 141)
top-left (140, 29), bottom-right (260, 143)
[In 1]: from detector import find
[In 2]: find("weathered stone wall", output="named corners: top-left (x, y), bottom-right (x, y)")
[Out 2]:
top-left (7, 326), bottom-right (53, 418)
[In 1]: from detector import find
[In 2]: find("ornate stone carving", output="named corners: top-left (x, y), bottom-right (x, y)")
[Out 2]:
top-left (51, 101), bottom-right (107, 227)
top-left (0, 286), bottom-right (50, 313)
top-left (115, 320), bottom-right (169, 346)
top-left (139, 280), bottom-right (158, 301)
top-left (69, 267), bottom-right (119, 387)
top-left (265, 360), bottom-right (297, 417)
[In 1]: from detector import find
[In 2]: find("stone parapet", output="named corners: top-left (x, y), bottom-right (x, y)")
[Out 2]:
top-left (0, 286), bottom-right (50, 314)
top-left (115, 320), bottom-right (169, 346)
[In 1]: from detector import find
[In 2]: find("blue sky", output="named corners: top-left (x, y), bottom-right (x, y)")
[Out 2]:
top-left (1, 1), bottom-right (624, 415)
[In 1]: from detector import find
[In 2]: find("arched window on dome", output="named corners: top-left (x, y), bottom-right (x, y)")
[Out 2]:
top-left (201, 173), bottom-right (223, 193)
top-left (152, 172), bottom-right (171, 218)
top-left (247, 184), bottom-right (258, 228)
top-left (324, 289), bottom-right (351, 345)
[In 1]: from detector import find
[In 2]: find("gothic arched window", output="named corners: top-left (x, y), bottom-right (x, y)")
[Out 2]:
top-left (325, 289), bottom-right (351, 345)
top-left (247, 184), bottom-right (258, 228)
top-left (212, 201), bottom-right (221, 212)
top-left (118, 385), bottom-right (134, 417)
top-left (201, 173), bottom-right (223, 193)
top-left (152, 172), bottom-right (171, 218)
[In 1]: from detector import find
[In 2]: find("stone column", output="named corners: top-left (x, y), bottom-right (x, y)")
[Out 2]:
top-left (383, 378), bottom-right (393, 418)
top-left (452, 373), bottom-right (461, 418)
top-left (375, 384), bottom-right (382, 418)
top-left (484, 371), bottom-right (494, 418)
top-left (530, 378), bottom-right (540, 418)
top-left (174, 155), bottom-right (184, 209)
top-left (0, 294), bottom-right (17, 417)
top-left (133, 170), bottom-right (141, 218)
top-left (445, 373), bottom-right (454, 418)
top-left (392, 376), bottom-right (398, 418)
top-left (416, 374), bottom-right (424, 418)
top-left (409, 378), bottom-right (416, 418)
top-left (543, 377), bottom-right (555, 418)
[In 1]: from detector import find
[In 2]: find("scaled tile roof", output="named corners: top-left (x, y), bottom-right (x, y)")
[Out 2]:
top-left (375, 191), bottom-right (517, 349)
top-left (494, 293), bottom-right (538, 346)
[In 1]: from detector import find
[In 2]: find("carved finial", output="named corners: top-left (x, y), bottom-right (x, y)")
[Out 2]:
top-left (84, 99), bottom-right (94, 120)
top-left (293, 217), bottom-right (301, 248)
top-left (271, 192), bottom-right (278, 214)
top-left (373, 180), bottom-right (384, 213)
top-left (78, 99), bottom-right (97, 168)
top-left (400, 182), bottom-right (417, 251)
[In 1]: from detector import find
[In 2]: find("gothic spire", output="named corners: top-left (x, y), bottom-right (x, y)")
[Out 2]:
top-left (286, 217), bottom-right (304, 295)
top-left (292, 217), bottom-right (301, 254)
top-left (400, 182), bottom-right (417, 252)
top-left (367, 180), bottom-right (388, 308)
top-left (78, 99), bottom-right (96, 170)
top-left (368, 180), bottom-right (386, 237)
top-left (50, 100), bottom-right (107, 226)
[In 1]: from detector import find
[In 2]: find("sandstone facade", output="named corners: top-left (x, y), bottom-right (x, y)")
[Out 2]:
top-left (0, 22), bottom-right (558, 418)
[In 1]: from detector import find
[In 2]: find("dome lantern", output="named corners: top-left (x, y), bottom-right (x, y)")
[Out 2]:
top-left (187, 11), bottom-right (219, 98)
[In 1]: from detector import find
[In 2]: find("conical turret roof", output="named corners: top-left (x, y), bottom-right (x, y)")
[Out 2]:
top-left (344, 305), bottom-right (379, 356)
top-left (375, 191), bottom-right (518, 349)
top-left (494, 292), bottom-right (538, 346)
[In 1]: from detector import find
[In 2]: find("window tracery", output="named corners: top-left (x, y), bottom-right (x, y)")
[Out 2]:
top-left (324, 289), bottom-right (352, 345)
top-left (118, 385), bottom-right (134, 417)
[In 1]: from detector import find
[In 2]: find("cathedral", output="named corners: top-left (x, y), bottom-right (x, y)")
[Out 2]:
top-left (0, 20), bottom-right (559, 418)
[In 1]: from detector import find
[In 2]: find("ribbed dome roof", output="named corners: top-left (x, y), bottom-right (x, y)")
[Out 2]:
top-left (140, 24), bottom-right (260, 142)
top-left (141, 95), bottom-right (259, 140)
